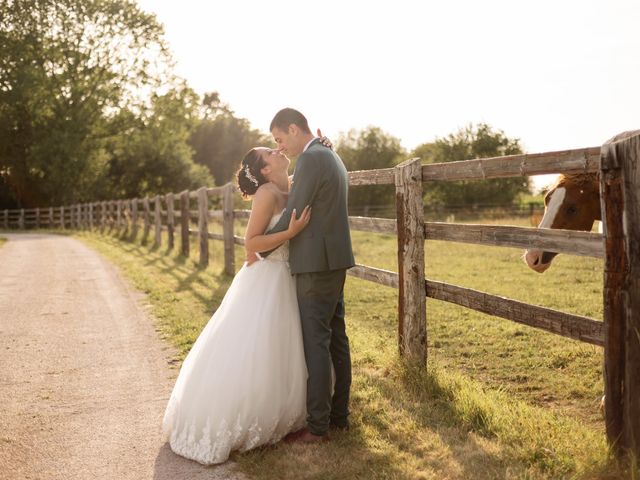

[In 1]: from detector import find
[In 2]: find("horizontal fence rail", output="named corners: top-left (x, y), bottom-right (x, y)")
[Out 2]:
top-left (347, 146), bottom-right (601, 186)
top-left (346, 264), bottom-right (604, 346)
top-left (421, 147), bottom-right (600, 181)
top-left (425, 223), bottom-right (605, 258)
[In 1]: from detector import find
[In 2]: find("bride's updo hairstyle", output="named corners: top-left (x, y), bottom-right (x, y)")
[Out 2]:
top-left (237, 148), bottom-right (268, 199)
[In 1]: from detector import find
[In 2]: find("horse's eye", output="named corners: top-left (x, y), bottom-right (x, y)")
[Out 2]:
top-left (566, 205), bottom-right (578, 215)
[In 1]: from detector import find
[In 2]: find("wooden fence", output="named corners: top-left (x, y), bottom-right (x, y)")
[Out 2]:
top-left (2, 135), bottom-right (638, 457)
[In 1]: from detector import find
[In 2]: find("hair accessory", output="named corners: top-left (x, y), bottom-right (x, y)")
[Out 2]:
top-left (244, 165), bottom-right (259, 187)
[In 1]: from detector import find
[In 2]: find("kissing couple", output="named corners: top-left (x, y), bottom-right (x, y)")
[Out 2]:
top-left (162, 108), bottom-right (355, 465)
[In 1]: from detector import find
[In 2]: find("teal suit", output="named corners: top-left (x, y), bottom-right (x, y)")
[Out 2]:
top-left (263, 138), bottom-right (354, 434)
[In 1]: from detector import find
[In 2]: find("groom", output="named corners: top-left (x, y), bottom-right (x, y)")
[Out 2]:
top-left (259, 108), bottom-right (355, 442)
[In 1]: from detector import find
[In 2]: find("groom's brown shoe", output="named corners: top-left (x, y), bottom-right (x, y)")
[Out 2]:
top-left (283, 428), bottom-right (306, 443)
top-left (285, 428), bottom-right (329, 444)
top-left (298, 429), bottom-right (329, 443)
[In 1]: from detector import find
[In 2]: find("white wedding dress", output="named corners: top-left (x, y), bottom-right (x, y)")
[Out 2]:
top-left (162, 211), bottom-right (307, 465)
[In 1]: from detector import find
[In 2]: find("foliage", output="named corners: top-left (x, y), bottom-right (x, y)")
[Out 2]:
top-left (101, 85), bottom-right (213, 199)
top-left (336, 126), bottom-right (406, 212)
top-left (0, 0), bottom-right (183, 207)
top-left (413, 123), bottom-right (532, 207)
top-left (189, 92), bottom-right (271, 186)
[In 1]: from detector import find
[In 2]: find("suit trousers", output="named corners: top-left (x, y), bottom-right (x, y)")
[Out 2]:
top-left (296, 268), bottom-right (351, 436)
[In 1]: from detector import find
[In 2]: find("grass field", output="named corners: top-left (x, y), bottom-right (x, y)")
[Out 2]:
top-left (54, 222), bottom-right (633, 479)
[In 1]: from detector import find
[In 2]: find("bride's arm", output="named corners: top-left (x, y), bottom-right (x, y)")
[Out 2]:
top-left (244, 186), bottom-right (310, 254)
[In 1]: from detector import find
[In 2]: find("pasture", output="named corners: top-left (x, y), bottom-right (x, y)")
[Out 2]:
top-left (64, 222), bottom-right (631, 479)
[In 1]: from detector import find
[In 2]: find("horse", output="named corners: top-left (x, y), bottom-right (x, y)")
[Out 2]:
top-left (523, 172), bottom-right (601, 273)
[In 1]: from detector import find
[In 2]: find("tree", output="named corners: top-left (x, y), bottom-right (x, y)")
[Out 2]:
top-left (0, 0), bottom-right (175, 207)
top-left (412, 123), bottom-right (531, 207)
top-left (336, 126), bottom-right (406, 213)
top-left (102, 85), bottom-right (213, 199)
top-left (190, 92), bottom-right (270, 186)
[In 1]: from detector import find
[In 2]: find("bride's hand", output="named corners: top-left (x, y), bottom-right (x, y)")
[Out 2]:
top-left (287, 206), bottom-right (311, 237)
top-left (317, 128), bottom-right (333, 150)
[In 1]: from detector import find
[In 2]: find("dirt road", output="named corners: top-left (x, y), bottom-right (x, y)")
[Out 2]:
top-left (0, 233), bottom-right (246, 480)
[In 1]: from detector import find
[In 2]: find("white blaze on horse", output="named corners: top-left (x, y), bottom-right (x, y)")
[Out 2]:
top-left (523, 172), bottom-right (601, 273)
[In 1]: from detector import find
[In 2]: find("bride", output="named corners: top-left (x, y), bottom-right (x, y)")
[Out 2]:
top-left (162, 146), bottom-right (312, 465)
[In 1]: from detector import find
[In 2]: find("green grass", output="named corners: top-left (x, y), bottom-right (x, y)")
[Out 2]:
top-left (63, 222), bottom-right (632, 479)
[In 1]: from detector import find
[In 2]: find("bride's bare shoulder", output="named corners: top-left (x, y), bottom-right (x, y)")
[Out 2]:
top-left (250, 183), bottom-right (277, 209)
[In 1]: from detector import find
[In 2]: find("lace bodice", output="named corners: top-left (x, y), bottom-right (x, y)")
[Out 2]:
top-left (266, 210), bottom-right (289, 262)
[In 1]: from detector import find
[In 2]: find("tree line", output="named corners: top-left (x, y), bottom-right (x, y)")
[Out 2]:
top-left (0, 0), bottom-right (530, 211)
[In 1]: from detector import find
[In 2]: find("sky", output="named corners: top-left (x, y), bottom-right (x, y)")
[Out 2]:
top-left (138, 0), bottom-right (640, 191)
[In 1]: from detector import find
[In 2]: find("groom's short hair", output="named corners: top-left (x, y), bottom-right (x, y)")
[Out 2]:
top-left (270, 108), bottom-right (311, 134)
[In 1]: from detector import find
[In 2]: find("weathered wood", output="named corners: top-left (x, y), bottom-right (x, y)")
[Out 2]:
top-left (349, 167), bottom-right (395, 186)
top-left (77, 204), bottom-right (82, 229)
top-left (60, 206), bottom-right (65, 229)
top-left (166, 193), bottom-right (175, 250)
top-left (425, 279), bottom-right (604, 346)
top-left (348, 216), bottom-right (397, 234)
top-left (142, 197), bottom-right (151, 243)
top-left (206, 186), bottom-right (226, 197)
top-left (48, 207), bottom-right (54, 228)
top-left (222, 183), bottom-right (235, 275)
top-left (233, 209), bottom-right (251, 219)
top-left (154, 196), bottom-right (162, 246)
top-left (347, 264), bottom-right (399, 288)
top-left (197, 187), bottom-right (209, 267)
top-left (116, 200), bottom-right (122, 229)
top-left (425, 222), bottom-right (604, 258)
top-left (180, 190), bottom-right (190, 257)
top-left (421, 147), bottom-right (600, 182)
top-left (19, 209), bottom-right (24, 229)
top-left (3, 209), bottom-right (8, 229)
top-left (88, 203), bottom-right (93, 230)
top-left (233, 235), bottom-right (245, 246)
top-left (131, 199), bottom-right (139, 238)
top-left (395, 158), bottom-right (426, 363)
top-left (189, 190), bottom-right (199, 200)
top-left (600, 131), bottom-right (640, 457)
top-left (208, 232), bottom-right (225, 241)
top-left (35, 208), bottom-right (40, 229)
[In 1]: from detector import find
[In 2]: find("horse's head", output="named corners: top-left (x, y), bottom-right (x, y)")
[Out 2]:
top-left (524, 173), bottom-right (601, 273)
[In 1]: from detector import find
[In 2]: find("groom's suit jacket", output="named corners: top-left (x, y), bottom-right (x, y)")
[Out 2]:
top-left (263, 138), bottom-right (355, 274)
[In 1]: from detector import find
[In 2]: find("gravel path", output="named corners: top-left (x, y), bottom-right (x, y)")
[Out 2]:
top-left (0, 233), bottom-right (247, 480)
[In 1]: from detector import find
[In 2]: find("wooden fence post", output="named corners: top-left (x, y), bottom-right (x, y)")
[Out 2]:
top-left (131, 199), bottom-right (139, 239)
top-left (60, 206), bottom-right (65, 229)
top-left (154, 195), bottom-right (162, 246)
top-left (35, 207), bottom-right (40, 229)
top-left (3, 209), bottom-right (7, 229)
top-left (222, 183), bottom-right (235, 275)
top-left (48, 207), bottom-right (53, 228)
top-left (19, 208), bottom-right (25, 229)
top-left (166, 193), bottom-right (175, 250)
top-left (98, 202), bottom-right (103, 230)
top-left (197, 187), bottom-right (209, 267)
top-left (142, 196), bottom-right (151, 243)
top-left (77, 204), bottom-right (82, 229)
top-left (180, 190), bottom-right (190, 257)
top-left (123, 200), bottom-right (130, 233)
top-left (89, 203), bottom-right (94, 230)
top-left (394, 158), bottom-right (426, 364)
top-left (600, 131), bottom-right (640, 458)
top-left (116, 200), bottom-right (122, 230)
